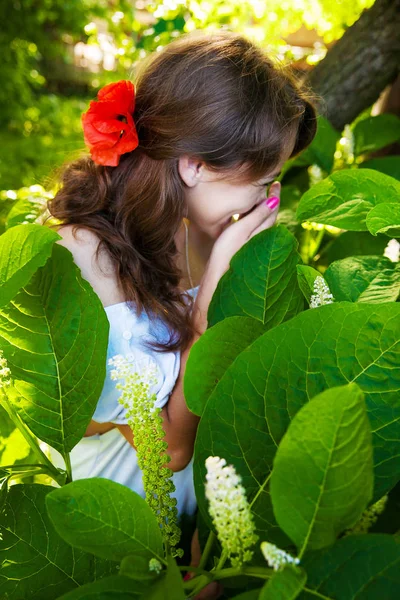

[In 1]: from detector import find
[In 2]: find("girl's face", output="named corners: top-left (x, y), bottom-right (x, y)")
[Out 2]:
top-left (180, 145), bottom-right (295, 239)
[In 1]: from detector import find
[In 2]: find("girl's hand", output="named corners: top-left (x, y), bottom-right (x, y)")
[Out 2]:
top-left (210, 181), bottom-right (281, 276)
top-left (192, 182), bottom-right (280, 333)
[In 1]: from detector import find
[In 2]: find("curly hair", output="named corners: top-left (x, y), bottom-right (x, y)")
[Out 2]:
top-left (47, 30), bottom-right (317, 353)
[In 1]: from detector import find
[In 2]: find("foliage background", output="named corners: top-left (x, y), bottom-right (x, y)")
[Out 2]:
top-left (0, 0), bottom-right (375, 192)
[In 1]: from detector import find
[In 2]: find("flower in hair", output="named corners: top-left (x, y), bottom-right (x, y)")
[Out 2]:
top-left (82, 80), bottom-right (139, 167)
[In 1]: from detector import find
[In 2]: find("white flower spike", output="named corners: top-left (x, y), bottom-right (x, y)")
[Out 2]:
top-left (261, 541), bottom-right (300, 571)
top-left (0, 351), bottom-right (11, 390)
top-left (205, 456), bottom-right (258, 568)
top-left (310, 276), bottom-right (334, 308)
top-left (109, 354), bottom-right (182, 557)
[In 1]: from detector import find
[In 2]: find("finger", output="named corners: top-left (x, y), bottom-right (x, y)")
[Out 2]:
top-left (250, 210), bottom-right (279, 238)
top-left (234, 181), bottom-right (281, 236)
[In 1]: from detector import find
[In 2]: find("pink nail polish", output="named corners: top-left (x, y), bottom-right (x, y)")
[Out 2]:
top-left (266, 196), bottom-right (280, 210)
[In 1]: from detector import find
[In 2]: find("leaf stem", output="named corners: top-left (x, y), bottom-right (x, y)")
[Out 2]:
top-left (214, 549), bottom-right (228, 571)
top-left (198, 531), bottom-right (216, 570)
top-left (0, 392), bottom-right (65, 486)
top-left (183, 564), bottom-right (274, 597)
top-left (310, 228), bottom-right (325, 261)
top-left (62, 451), bottom-right (73, 484)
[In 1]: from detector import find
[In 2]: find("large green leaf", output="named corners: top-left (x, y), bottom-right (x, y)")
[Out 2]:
top-left (260, 566), bottom-right (306, 600)
top-left (208, 225), bottom-right (304, 328)
top-left (366, 203), bottom-right (400, 237)
top-left (270, 384), bottom-right (373, 553)
top-left (352, 114), bottom-right (400, 157)
top-left (0, 484), bottom-right (116, 599)
top-left (184, 316), bottom-right (265, 416)
top-left (46, 478), bottom-right (165, 564)
top-left (0, 243), bottom-right (109, 455)
top-left (193, 303), bottom-right (400, 547)
top-left (324, 256), bottom-right (400, 303)
top-left (58, 576), bottom-right (148, 599)
top-left (0, 404), bottom-right (31, 466)
top-left (360, 156), bottom-right (400, 181)
top-left (299, 534), bottom-right (400, 599)
top-left (296, 170), bottom-right (400, 231)
top-left (317, 231), bottom-right (388, 267)
top-left (0, 223), bottom-right (60, 308)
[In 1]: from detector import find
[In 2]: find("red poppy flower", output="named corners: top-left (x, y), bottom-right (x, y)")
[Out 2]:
top-left (82, 80), bottom-right (139, 167)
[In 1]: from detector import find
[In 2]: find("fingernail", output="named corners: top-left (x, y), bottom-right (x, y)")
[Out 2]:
top-left (266, 196), bottom-right (280, 210)
top-left (183, 573), bottom-right (193, 581)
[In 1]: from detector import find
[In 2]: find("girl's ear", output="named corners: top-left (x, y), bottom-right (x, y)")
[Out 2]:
top-left (178, 156), bottom-right (205, 187)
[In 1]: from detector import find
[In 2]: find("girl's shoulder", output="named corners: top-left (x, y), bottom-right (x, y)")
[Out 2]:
top-left (56, 225), bottom-right (126, 308)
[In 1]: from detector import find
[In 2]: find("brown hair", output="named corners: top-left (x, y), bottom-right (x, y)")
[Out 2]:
top-left (47, 30), bottom-right (317, 353)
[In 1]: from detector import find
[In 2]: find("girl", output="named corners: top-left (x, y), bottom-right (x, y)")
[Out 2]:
top-left (47, 28), bottom-right (316, 558)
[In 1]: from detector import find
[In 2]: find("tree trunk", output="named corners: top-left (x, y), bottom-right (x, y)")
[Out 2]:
top-left (307, 0), bottom-right (400, 131)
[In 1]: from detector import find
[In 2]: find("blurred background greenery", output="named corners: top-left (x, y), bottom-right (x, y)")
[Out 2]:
top-left (0, 0), bottom-right (382, 192)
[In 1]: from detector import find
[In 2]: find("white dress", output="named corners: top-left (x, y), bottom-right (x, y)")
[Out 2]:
top-left (49, 287), bottom-right (199, 517)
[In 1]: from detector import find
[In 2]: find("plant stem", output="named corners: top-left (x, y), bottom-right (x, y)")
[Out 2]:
top-left (213, 565), bottom-right (273, 581)
top-left (1, 462), bottom-right (66, 483)
top-left (198, 531), bottom-right (216, 570)
top-left (62, 451), bottom-right (73, 484)
top-left (184, 564), bottom-right (274, 597)
top-left (215, 549), bottom-right (228, 571)
top-left (310, 229), bottom-right (325, 262)
top-left (178, 565), bottom-right (213, 578)
top-left (0, 392), bottom-right (66, 486)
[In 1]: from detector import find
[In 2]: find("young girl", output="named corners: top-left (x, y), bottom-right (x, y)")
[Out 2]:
top-left (47, 28), bottom-right (316, 537)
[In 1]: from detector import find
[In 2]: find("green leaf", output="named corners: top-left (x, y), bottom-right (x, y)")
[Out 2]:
top-left (352, 114), bottom-right (400, 157)
top-left (146, 555), bottom-right (185, 600)
top-left (360, 156), bottom-right (400, 181)
top-left (208, 225), bottom-right (304, 328)
top-left (58, 575), bottom-right (148, 599)
top-left (230, 591), bottom-right (260, 600)
top-left (317, 231), bottom-right (388, 266)
top-left (0, 243), bottom-right (109, 455)
top-left (299, 534), bottom-right (400, 599)
top-left (0, 405), bottom-right (31, 466)
top-left (193, 303), bottom-right (400, 547)
top-left (0, 484), bottom-right (117, 599)
top-left (296, 169), bottom-right (400, 231)
top-left (366, 203), bottom-right (400, 237)
top-left (291, 115), bottom-right (340, 174)
top-left (5, 196), bottom-right (47, 230)
top-left (260, 565), bottom-right (306, 600)
top-left (0, 476), bottom-right (8, 513)
top-left (184, 316), bottom-right (265, 416)
top-left (270, 384), bottom-right (373, 554)
top-left (46, 478), bottom-right (165, 564)
top-left (325, 256), bottom-right (400, 303)
top-left (0, 223), bottom-right (60, 308)
top-left (296, 265), bottom-right (322, 303)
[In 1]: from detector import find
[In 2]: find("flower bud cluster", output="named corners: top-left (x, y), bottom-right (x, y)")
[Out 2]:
top-left (109, 354), bottom-right (182, 557)
top-left (148, 558), bottom-right (163, 574)
top-left (345, 495), bottom-right (388, 536)
top-left (0, 351), bottom-right (11, 390)
top-left (205, 456), bottom-right (258, 568)
top-left (260, 541), bottom-right (300, 571)
top-left (310, 276), bottom-right (334, 308)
